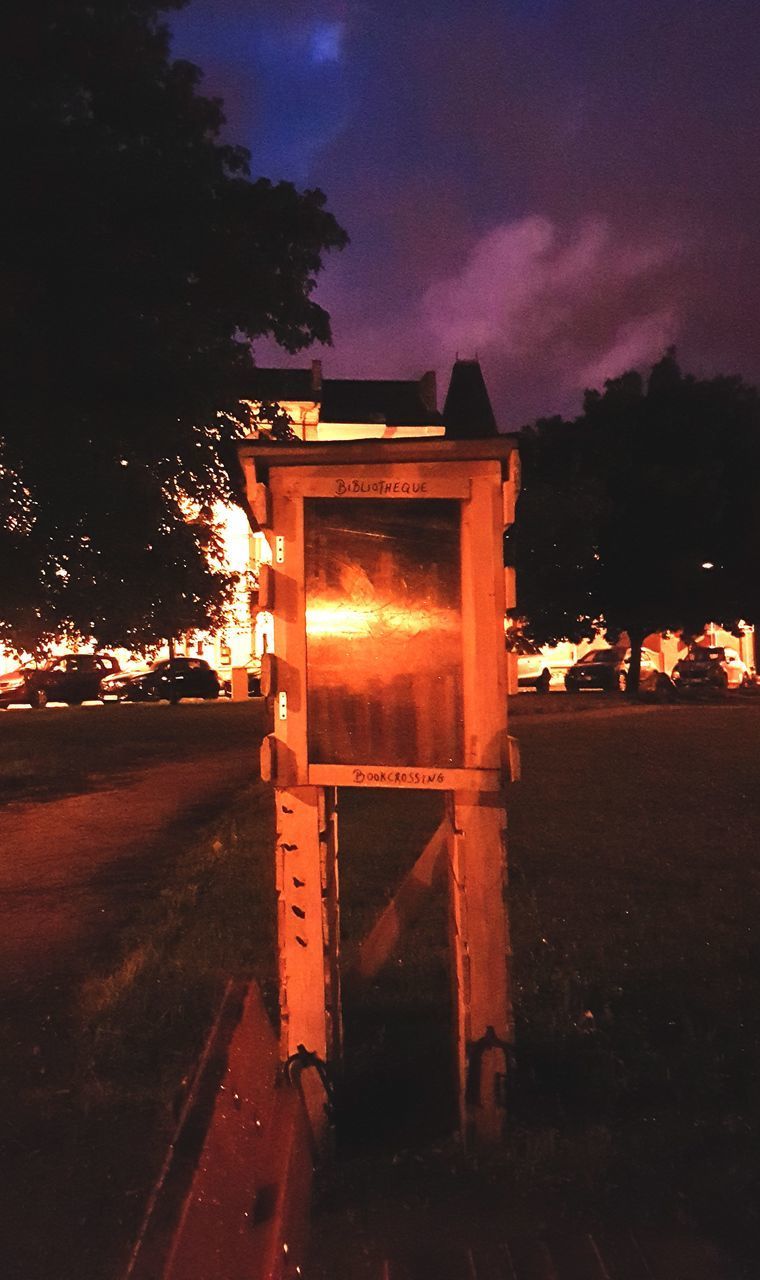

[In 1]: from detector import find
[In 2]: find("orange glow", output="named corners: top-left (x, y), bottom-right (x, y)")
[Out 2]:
top-left (305, 598), bottom-right (458, 639)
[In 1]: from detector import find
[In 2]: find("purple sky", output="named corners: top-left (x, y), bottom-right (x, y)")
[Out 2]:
top-left (171, 0), bottom-right (760, 427)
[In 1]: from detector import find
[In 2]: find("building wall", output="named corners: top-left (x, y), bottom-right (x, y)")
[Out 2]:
top-left (202, 404), bottom-right (446, 684)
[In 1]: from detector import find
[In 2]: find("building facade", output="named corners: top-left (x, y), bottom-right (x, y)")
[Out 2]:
top-left (190, 359), bottom-right (496, 684)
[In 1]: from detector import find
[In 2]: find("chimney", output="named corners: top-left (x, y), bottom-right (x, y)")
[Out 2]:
top-left (311, 358), bottom-right (323, 398)
top-left (418, 370), bottom-right (437, 414)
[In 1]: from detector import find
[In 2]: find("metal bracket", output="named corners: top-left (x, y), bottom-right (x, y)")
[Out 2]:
top-left (465, 1025), bottom-right (510, 1109)
top-left (275, 535), bottom-right (285, 564)
top-left (284, 1043), bottom-right (334, 1154)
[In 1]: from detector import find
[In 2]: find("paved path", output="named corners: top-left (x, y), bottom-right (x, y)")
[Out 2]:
top-left (0, 744), bottom-right (265, 1280)
top-left (0, 749), bottom-right (257, 998)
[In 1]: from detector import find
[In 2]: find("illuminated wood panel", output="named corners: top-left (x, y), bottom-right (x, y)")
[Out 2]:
top-left (258, 450), bottom-right (515, 791)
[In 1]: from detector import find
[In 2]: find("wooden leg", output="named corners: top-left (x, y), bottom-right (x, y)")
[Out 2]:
top-left (275, 785), bottom-right (342, 1147)
top-left (354, 818), bottom-right (448, 981)
top-left (319, 786), bottom-right (342, 1064)
top-left (276, 786), bottom-right (329, 1063)
top-left (448, 791), bottom-right (512, 1146)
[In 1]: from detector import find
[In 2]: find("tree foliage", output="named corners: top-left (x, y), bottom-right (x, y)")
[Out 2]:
top-left (1, 1), bottom-right (347, 653)
top-left (508, 416), bottom-right (603, 646)
top-left (514, 351), bottom-right (760, 686)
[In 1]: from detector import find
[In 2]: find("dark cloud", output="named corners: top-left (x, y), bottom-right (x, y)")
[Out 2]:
top-left (173, 0), bottom-right (760, 424)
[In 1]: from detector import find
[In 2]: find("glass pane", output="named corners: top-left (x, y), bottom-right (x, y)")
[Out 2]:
top-left (305, 498), bottom-right (463, 767)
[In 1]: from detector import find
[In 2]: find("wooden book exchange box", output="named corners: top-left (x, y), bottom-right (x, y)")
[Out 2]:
top-left (238, 436), bottom-right (520, 1145)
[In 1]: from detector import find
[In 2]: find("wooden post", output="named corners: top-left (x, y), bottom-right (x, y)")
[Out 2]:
top-left (275, 786), bottom-right (341, 1142)
top-left (448, 791), bottom-right (512, 1146)
top-left (319, 786), bottom-right (342, 1064)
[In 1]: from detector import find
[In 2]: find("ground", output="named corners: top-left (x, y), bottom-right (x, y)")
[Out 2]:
top-left (310, 697), bottom-right (760, 1277)
top-left (2, 696), bottom-right (760, 1277)
top-left (0, 702), bottom-right (270, 1280)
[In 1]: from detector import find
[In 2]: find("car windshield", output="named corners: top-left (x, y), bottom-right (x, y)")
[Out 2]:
top-left (150, 659), bottom-right (203, 671)
top-left (578, 651), bottom-right (617, 665)
top-left (686, 648), bottom-right (720, 662)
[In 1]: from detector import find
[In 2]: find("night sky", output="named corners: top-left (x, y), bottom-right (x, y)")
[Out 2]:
top-left (171, 0), bottom-right (760, 427)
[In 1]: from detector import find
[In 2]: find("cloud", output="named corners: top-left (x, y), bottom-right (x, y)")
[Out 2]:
top-left (173, 1), bottom-right (760, 420)
top-left (309, 213), bottom-right (683, 425)
top-left (577, 311), bottom-right (677, 390)
top-left (422, 215), bottom-right (679, 391)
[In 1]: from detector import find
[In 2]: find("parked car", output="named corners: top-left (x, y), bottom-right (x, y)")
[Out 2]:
top-left (564, 647), bottom-right (667, 695)
top-left (0, 653), bottom-right (120, 709)
top-left (671, 645), bottom-right (750, 694)
top-left (100, 657), bottom-right (221, 703)
top-left (506, 636), bottom-right (552, 693)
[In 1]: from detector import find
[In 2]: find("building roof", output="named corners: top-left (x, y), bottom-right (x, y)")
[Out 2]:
top-left (244, 363), bottom-right (441, 427)
top-left (442, 359), bottom-right (499, 438)
top-left (245, 359), bottom-right (501, 435)
top-left (320, 378), bottom-right (441, 426)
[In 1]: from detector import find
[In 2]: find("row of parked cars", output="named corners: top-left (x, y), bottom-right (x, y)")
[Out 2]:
top-left (1, 641), bottom-right (752, 710)
top-left (0, 654), bottom-right (224, 708)
top-left (516, 642), bottom-right (753, 696)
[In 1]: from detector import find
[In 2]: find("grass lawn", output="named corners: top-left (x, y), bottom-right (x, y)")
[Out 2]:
top-left (5, 698), bottom-right (760, 1276)
top-left (0, 701), bottom-right (273, 1280)
top-left (508, 702), bottom-right (760, 1244)
top-left (311, 700), bottom-right (760, 1276)
top-left (0, 700), bottom-right (269, 804)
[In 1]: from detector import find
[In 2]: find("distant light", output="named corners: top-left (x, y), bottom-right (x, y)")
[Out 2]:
top-left (310, 20), bottom-right (344, 64)
top-left (701, 561), bottom-right (715, 570)
top-left (120, 459), bottom-right (128, 467)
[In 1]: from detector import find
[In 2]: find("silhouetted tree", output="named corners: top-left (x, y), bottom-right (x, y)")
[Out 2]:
top-left (1, 1), bottom-right (347, 654)
top-left (509, 416), bottom-right (603, 645)
top-left (515, 351), bottom-right (760, 690)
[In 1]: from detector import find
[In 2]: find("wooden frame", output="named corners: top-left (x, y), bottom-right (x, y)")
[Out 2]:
top-left (241, 436), bottom-right (519, 1145)
top-left (244, 445), bottom-right (515, 792)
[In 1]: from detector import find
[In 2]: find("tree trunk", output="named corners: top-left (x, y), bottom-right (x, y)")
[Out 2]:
top-left (626, 626), bottom-right (645, 696)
